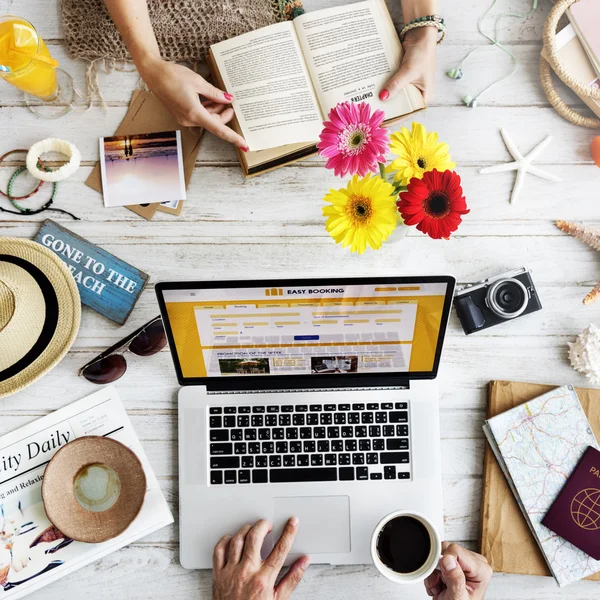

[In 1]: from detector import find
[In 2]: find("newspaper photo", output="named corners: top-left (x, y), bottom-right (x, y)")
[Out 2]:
top-left (0, 387), bottom-right (172, 599)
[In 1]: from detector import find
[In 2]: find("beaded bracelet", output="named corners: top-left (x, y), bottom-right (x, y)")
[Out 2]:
top-left (8, 166), bottom-right (57, 212)
top-left (0, 149), bottom-right (45, 200)
top-left (1, 165), bottom-right (79, 219)
top-left (400, 15), bottom-right (446, 44)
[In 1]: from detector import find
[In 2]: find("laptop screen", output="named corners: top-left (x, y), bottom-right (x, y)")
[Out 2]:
top-left (156, 277), bottom-right (455, 386)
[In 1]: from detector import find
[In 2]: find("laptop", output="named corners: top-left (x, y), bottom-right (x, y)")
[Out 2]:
top-left (155, 275), bottom-right (456, 569)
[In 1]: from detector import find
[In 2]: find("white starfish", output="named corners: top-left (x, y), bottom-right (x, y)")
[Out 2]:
top-left (479, 128), bottom-right (562, 204)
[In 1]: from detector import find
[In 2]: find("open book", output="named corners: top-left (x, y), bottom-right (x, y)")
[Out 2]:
top-left (207, 0), bottom-right (425, 176)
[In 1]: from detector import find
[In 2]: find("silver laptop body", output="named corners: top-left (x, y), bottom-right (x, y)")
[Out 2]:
top-left (156, 276), bottom-right (455, 569)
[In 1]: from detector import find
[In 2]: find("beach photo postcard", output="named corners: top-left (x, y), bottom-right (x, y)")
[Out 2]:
top-left (99, 130), bottom-right (186, 208)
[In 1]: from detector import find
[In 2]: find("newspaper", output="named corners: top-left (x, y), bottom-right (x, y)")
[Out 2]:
top-left (0, 387), bottom-right (173, 599)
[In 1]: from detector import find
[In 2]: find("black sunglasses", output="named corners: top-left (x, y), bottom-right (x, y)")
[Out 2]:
top-left (79, 316), bottom-right (167, 384)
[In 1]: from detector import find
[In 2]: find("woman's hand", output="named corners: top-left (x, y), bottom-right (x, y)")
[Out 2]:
top-left (380, 26), bottom-right (437, 104)
top-left (140, 59), bottom-right (248, 151)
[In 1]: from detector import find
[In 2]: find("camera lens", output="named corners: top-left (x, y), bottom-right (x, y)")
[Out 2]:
top-left (486, 278), bottom-right (529, 319)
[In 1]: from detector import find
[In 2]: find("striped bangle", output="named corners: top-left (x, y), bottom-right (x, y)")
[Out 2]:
top-left (400, 15), bottom-right (446, 44)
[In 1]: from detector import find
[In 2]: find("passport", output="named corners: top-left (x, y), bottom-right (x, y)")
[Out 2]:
top-left (542, 446), bottom-right (600, 561)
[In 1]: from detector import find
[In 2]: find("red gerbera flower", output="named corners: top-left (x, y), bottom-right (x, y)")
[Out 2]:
top-left (397, 169), bottom-right (469, 239)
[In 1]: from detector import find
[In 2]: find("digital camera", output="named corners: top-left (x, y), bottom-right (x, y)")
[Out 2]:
top-left (454, 267), bottom-right (542, 335)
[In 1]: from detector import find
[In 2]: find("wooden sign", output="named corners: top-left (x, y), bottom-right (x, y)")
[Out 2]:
top-left (35, 220), bottom-right (149, 325)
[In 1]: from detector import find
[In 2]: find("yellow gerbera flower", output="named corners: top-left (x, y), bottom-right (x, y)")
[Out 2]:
top-left (387, 122), bottom-right (456, 186)
top-left (322, 174), bottom-right (398, 254)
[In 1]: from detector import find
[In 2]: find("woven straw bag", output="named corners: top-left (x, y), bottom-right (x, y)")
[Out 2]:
top-left (541, 0), bottom-right (600, 128)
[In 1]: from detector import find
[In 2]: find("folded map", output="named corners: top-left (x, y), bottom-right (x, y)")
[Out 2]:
top-left (483, 385), bottom-right (600, 586)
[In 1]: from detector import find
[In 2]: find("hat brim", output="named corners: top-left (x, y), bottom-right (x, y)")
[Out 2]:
top-left (0, 238), bottom-right (80, 399)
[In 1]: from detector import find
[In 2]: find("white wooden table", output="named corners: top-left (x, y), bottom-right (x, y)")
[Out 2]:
top-left (2, 0), bottom-right (600, 598)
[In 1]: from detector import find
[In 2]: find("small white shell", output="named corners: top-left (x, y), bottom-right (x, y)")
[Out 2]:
top-left (568, 324), bottom-right (600, 384)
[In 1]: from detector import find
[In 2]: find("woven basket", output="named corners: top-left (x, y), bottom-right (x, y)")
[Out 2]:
top-left (541, 0), bottom-right (600, 128)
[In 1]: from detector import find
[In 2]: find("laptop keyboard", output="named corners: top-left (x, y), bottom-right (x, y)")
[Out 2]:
top-left (208, 402), bottom-right (411, 485)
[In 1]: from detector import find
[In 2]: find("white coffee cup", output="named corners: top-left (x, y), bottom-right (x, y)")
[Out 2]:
top-left (371, 510), bottom-right (442, 584)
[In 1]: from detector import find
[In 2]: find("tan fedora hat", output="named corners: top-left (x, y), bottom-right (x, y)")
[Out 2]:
top-left (0, 238), bottom-right (80, 399)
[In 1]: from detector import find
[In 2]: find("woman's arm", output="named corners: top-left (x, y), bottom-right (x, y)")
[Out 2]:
top-left (380, 0), bottom-right (440, 103)
top-left (103, 0), bottom-right (248, 150)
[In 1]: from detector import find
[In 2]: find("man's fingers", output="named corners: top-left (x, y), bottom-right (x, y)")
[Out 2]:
top-left (439, 554), bottom-right (468, 600)
top-left (213, 534), bottom-right (231, 571)
top-left (242, 520), bottom-right (272, 565)
top-left (263, 517), bottom-right (299, 575)
top-left (441, 543), bottom-right (492, 583)
top-left (424, 569), bottom-right (442, 597)
top-left (379, 66), bottom-right (416, 101)
top-left (198, 80), bottom-right (234, 104)
top-left (227, 524), bottom-right (252, 565)
top-left (275, 555), bottom-right (310, 600)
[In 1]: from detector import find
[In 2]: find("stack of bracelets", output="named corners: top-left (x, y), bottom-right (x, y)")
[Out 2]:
top-left (400, 15), bottom-right (446, 44)
top-left (0, 148), bottom-right (79, 219)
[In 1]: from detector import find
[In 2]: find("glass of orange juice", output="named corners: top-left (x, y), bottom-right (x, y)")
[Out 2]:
top-left (0, 15), bottom-right (73, 117)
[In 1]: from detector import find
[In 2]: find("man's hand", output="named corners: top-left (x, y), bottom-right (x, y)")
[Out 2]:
top-left (212, 518), bottom-right (310, 600)
top-left (424, 543), bottom-right (492, 600)
top-left (140, 59), bottom-right (248, 151)
top-left (379, 26), bottom-right (437, 104)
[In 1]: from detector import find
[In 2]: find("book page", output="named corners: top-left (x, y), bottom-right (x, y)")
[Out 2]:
top-left (210, 22), bottom-right (323, 151)
top-left (294, 0), bottom-right (424, 118)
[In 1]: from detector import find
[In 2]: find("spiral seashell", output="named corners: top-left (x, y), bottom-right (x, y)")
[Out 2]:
top-left (568, 324), bottom-right (600, 384)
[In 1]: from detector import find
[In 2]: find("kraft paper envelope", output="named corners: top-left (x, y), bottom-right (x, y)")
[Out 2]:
top-left (86, 90), bottom-right (204, 220)
top-left (480, 380), bottom-right (600, 581)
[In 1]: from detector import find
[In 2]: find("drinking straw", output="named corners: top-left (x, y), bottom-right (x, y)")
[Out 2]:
top-left (0, 65), bottom-right (10, 73)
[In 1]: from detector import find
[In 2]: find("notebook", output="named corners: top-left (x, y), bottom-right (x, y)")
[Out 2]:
top-left (207, 0), bottom-right (425, 176)
top-left (482, 382), bottom-right (600, 585)
top-left (568, 0), bottom-right (600, 77)
top-left (541, 24), bottom-right (600, 119)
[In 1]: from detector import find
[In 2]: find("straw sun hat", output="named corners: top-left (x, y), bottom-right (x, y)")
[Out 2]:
top-left (0, 238), bottom-right (80, 399)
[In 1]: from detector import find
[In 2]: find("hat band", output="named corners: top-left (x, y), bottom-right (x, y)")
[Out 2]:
top-left (0, 255), bottom-right (59, 383)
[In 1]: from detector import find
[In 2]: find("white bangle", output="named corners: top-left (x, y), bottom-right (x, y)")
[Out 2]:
top-left (26, 138), bottom-right (81, 182)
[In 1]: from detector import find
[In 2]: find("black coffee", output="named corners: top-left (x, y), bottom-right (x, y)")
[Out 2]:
top-left (376, 516), bottom-right (432, 574)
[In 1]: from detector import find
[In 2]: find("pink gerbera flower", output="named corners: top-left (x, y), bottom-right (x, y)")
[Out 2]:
top-left (317, 102), bottom-right (389, 177)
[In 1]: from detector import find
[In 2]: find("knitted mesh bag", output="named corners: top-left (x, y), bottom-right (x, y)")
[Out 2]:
top-left (61, 0), bottom-right (305, 63)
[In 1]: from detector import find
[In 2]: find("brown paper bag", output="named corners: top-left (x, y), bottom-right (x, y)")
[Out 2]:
top-left (86, 90), bottom-right (203, 220)
top-left (480, 380), bottom-right (600, 581)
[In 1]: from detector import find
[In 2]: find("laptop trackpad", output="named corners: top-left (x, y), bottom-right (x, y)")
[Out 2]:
top-left (273, 496), bottom-right (351, 554)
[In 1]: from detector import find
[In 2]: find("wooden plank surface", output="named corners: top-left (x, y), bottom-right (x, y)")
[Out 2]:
top-left (1, 0), bottom-right (600, 598)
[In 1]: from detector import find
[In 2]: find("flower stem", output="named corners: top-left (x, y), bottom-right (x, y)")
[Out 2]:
top-left (378, 162), bottom-right (386, 180)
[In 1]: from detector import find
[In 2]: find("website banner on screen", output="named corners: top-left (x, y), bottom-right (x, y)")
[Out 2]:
top-left (162, 282), bottom-right (448, 379)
